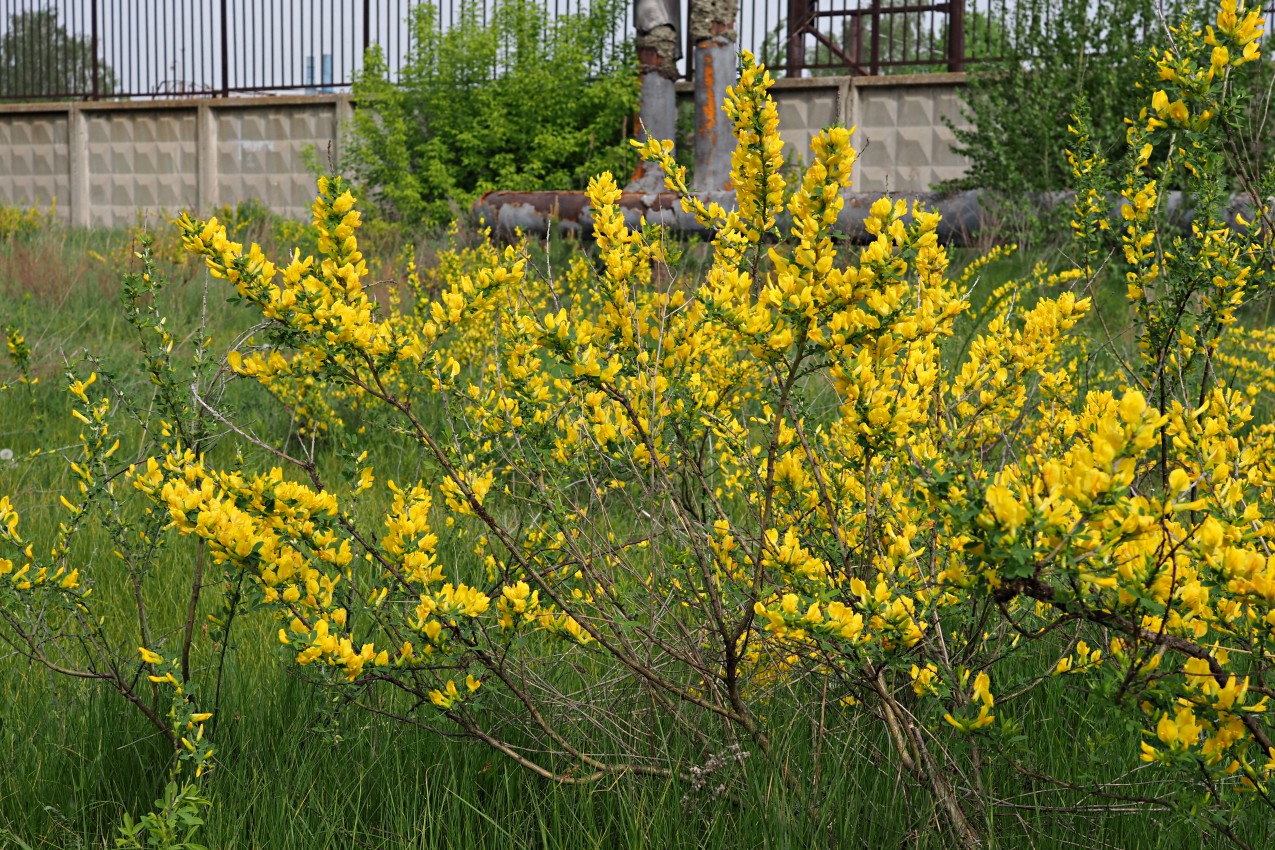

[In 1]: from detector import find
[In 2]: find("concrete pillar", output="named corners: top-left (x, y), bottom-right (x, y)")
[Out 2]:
top-left (334, 93), bottom-right (354, 171)
top-left (838, 78), bottom-right (854, 127)
top-left (196, 104), bottom-right (218, 213)
top-left (690, 0), bottom-right (736, 193)
top-left (628, 1), bottom-right (680, 193)
top-left (67, 106), bottom-right (90, 227)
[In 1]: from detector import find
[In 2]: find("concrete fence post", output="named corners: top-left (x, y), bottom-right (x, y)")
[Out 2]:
top-left (197, 104), bottom-right (219, 213)
top-left (334, 94), bottom-right (354, 171)
top-left (68, 105), bottom-right (90, 227)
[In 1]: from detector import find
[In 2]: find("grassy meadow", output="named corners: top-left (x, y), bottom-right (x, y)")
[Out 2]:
top-left (2, 205), bottom-right (1271, 850)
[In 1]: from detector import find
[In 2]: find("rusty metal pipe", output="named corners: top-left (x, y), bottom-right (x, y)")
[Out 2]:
top-left (475, 189), bottom-right (1252, 248)
top-left (475, 189), bottom-right (988, 244)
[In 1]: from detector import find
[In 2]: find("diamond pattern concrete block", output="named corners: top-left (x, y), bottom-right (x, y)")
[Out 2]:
top-left (243, 147), bottom-right (267, 175)
top-left (930, 138), bottom-right (968, 169)
top-left (777, 99), bottom-right (808, 133)
top-left (242, 113), bottom-right (268, 141)
top-left (858, 169), bottom-right (891, 194)
top-left (899, 93), bottom-right (935, 128)
top-left (896, 135), bottom-right (928, 170)
top-left (30, 122), bottom-right (54, 145)
top-left (266, 149), bottom-right (288, 174)
top-left (217, 114), bottom-right (242, 141)
top-left (0, 114), bottom-right (68, 207)
top-left (32, 149), bottom-right (54, 175)
top-left (87, 117), bottom-right (110, 144)
top-left (268, 114), bottom-right (291, 140)
top-left (861, 95), bottom-right (896, 130)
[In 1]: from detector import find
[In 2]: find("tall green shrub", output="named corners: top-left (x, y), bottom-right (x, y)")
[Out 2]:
top-left (347, 0), bottom-right (637, 226)
top-left (949, 0), bottom-right (1189, 194)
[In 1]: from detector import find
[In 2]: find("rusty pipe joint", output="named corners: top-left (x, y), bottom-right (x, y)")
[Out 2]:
top-left (636, 26), bottom-right (680, 81)
top-left (689, 0), bottom-right (737, 45)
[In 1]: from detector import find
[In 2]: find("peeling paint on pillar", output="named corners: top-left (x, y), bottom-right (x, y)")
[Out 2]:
top-left (691, 16), bottom-right (735, 193)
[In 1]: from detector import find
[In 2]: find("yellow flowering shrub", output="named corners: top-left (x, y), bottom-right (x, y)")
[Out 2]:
top-left (3, 2), bottom-right (1275, 845)
top-left (0, 198), bottom-right (55, 239)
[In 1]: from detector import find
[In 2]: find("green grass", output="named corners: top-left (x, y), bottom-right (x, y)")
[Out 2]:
top-left (2, 221), bottom-right (1273, 850)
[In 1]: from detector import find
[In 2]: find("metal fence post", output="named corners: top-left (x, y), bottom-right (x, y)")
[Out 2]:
top-left (947, 0), bottom-right (965, 72)
top-left (869, 0), bottom-right (881, 75)
top-left (785, 0), bottom-right (809, 78)
top-left (363, 0), bottom-right (371, 56)
top-left (220, 0), bottom-right (230, 97)
top-left (90, 0), bottom-right (100, 99)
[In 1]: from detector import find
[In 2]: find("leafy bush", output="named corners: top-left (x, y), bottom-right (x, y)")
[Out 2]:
top-left (346, 0), bottom-right (637, 226)
top-left (950, 0), bottom-right (1188, 194)
top-left (0, 199), bottom-right (55, 239)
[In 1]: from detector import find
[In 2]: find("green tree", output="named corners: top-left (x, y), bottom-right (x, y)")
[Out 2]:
top-left (0, 7), bottom-right (116, 100)
top-left (346, 0), bottom-right (636, 226)
top-left (948, 0), bottom-right (1187, 193)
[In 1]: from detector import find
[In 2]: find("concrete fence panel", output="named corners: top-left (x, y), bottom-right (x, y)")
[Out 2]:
top-left (0, 78), bottom-right (970, 229)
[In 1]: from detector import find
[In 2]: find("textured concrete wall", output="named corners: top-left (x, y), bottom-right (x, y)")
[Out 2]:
top-left (0, 79), bottom-right (968, 228)
top-left (852, 74), bottom-right (970, 194)
top-left (0, 95), bottom-right (345, 228)
top-left (216, 105), bottom-right (338, 220)
top-left (0, 111), bottom-right (69, 212)
top-left (676, 73), bottom-right (971, 194)
top-left (86, 111), bottom-right (197, 227)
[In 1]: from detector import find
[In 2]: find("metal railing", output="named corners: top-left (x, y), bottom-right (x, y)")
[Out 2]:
top-left (0, 1), bottom-right (1271, 101)
top-left (757, 0), bottom-right (1006, 77)
top-left (0, 0), bottom-right (632, 100)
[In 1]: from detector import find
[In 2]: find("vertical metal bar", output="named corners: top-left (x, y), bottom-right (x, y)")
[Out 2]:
top-left (26, 0), bottom-right (31, 96)
top-left (901, 5), bottom-right (908, 66)
top-left (290, 0), bottom-right (295, 89)
top-left (220, 0), bottom-right (229, 95)
top-left (20, 0), bottom-right (27, 96)
top-left (57, 0), bottom-right (64, 96)
top-left (785, 0), bottom-right (809, 78)
top-left (90, 0), bottom-right (100, 98)
top-left (138, 0), bottom-right (146, 95)
top-left (362, 0), bottom-right (372, 58)
top-left (852, 13), bottom-right (862, 70)
top-left (948, 0), bottom-right (965, 71)
top-left (870, 0), bottom-right (881, 75)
